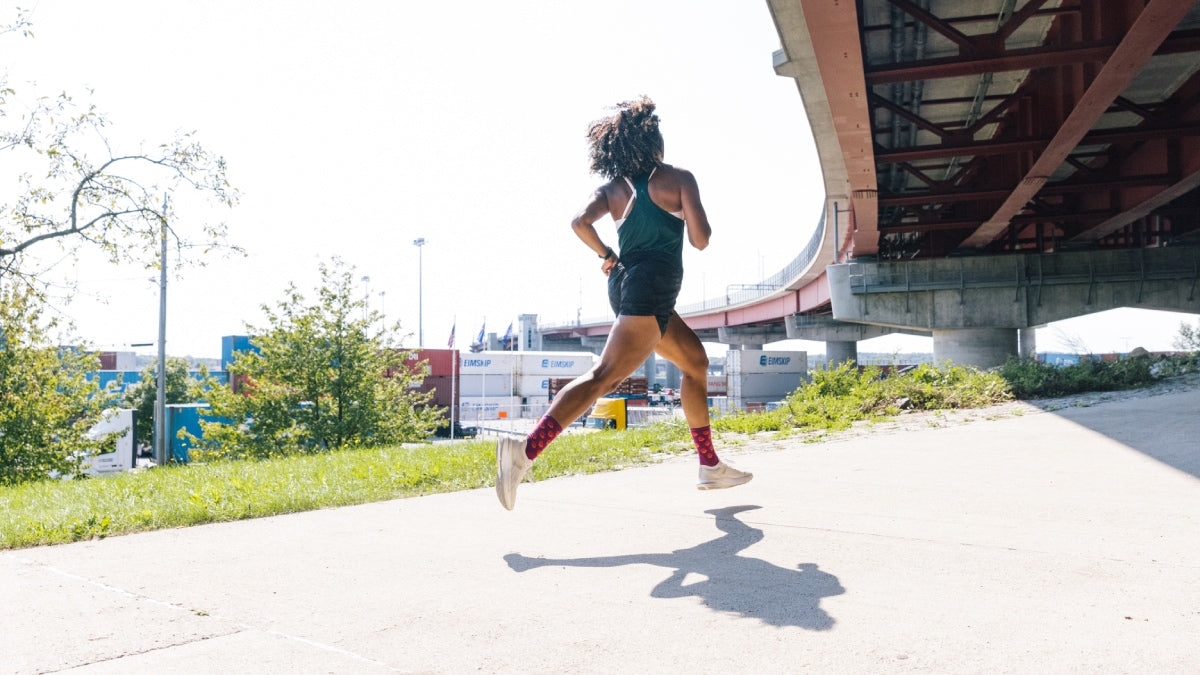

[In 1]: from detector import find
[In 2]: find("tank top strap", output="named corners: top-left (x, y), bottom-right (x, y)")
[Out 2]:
top-left (619, 176), bottom-right (636, 221)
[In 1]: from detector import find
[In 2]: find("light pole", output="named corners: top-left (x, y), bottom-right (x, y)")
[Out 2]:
top-left (413, 238), bottom-right (425, 347)
top-left (154, 199), bottom-right (168, 465)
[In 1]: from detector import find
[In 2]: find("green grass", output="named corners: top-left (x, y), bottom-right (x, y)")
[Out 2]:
top-left (0, 423), bottom-right (694, 550)
top-left (6, 354), bottom-right (1194, 550)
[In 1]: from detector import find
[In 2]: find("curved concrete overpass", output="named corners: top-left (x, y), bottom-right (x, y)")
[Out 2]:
top-left (545, 0), bottom-right (1200, 366)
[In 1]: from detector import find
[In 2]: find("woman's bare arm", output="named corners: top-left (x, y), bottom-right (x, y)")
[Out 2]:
top-left (677, 169), bottom-right (711, 250)
top-left (570, 187), bottom-right (619, 274)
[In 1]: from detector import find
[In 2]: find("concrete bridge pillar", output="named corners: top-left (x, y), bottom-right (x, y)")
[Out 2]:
top-left (932, 328), bottom-right (1017, 369)
top-left (1018, 327), bottom-right (1038, 360)
top-left (665, 362), bottom-right (682, 389)
top-left (825, 340), bottom-right (858, 367)
top-left (642, 352), bottom-right (657, 385)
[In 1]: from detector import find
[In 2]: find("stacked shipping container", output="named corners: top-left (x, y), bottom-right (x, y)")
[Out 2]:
top-left (458, 351), bottom-right (596, 420)
top-left (726, 349), bottom-right (808, 409)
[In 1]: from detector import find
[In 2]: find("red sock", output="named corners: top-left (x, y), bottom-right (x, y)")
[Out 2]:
top-left (525, 414), bottom-right (563, 460)
top-left (691, 426), bottom-right (720, 467)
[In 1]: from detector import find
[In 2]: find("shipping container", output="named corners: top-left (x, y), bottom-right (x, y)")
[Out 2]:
top-left (725, 350), bottom-right (808, 375)
top-left (515, 375), bottom-right (551, 399)
top-left (231, 373), bottom-right (253, 395)
top-left (706, 376), bottom-right (728, 395)
top-left (458, 374), bottom-right (514, 397)
top-left (222, 335), bottom-right (256, 370)
top-left (98, 351), bottom-right (137, 371)
top-left (413, 375), bottom-right (460, 412)
top-left (405, 348), bottom-right (458, 378)
top-left (460, 396), bottom-right (523, 421)
top-left (459, 352), bottom-right (520, 375)
top-left (516, 352), bottom-right (595, 377)
top-left (728, 372), bottom-right (804, 400)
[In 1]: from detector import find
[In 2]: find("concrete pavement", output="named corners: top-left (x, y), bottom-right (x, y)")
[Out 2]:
top-left (2, 386), bottom-right (1198, 673)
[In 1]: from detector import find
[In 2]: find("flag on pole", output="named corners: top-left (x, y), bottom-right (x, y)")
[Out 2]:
top-left (476, 320), bottom-right (486, 344)
top-left (503, 322), bottom-right (513, 350)
top-left (447, 320), bottom-right (456, 348)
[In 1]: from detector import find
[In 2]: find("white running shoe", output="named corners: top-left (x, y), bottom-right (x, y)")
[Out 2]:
top-left (697, 461), bottom-right (753, 490)
top-left (496, 436), bottom-right (533, 510)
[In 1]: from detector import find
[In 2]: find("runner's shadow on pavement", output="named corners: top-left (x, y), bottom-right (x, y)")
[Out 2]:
top-left (504, 505), bottom-right (844, 630)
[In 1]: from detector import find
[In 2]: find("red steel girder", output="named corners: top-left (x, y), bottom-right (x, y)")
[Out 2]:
top-left (876, 123), bottom-right (1200, 163)
top-left (963, 0), bottom-right (1200, 248)
top-left (864, 30), bottom-right (1200, 85)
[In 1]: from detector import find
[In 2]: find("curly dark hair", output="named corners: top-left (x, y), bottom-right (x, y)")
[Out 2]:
top-left (586, 96), bottom-right (664, 180)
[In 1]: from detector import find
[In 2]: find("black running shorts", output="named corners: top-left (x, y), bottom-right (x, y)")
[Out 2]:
top-left (607, 251), bottom-right (684, 335)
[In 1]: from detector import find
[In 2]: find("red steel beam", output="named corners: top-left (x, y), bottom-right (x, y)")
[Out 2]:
top-left (961, 0), bottom-right (1200, 249)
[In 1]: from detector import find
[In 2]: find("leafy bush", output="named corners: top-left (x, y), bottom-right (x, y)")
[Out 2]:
top-left (0, 283), bottom-right (117, 486)
top-left (193, 260), bottom-right (442, 460)
top-left (711, 361), bottom-right (1012, 435)
top-left (999, 356), bottom-right (1159, 398)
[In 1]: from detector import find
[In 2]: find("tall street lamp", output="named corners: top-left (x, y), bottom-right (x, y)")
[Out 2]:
top-left (413, 238), bottom-right (425, 347)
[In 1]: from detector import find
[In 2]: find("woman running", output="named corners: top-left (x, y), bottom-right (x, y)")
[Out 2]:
top-left (496, 97), bottom-right (751, 510)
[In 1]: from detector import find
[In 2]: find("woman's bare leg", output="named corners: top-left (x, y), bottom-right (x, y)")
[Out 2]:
top-left (544, 314), bottom-right (663, 427)
top-left (652, 313), bottom-right (711, 428)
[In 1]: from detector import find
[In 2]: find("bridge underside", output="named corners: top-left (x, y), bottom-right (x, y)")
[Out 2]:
top-left (772, 0), bottom-right (1200, 260)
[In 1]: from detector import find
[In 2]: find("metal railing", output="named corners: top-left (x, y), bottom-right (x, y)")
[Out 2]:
top-left (542, 209), bottom-right (828, 329)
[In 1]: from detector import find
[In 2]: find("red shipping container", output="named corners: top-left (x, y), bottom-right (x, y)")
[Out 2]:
top-left (405, 348), bottom-right (458, 378)
top-left (231, 373), bottom-right (254, 395)
top-left (419, 376), bottom-right (459, 408)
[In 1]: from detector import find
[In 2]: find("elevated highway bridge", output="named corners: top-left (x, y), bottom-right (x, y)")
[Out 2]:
top-left (542, 0), bottom-right (1200, 369)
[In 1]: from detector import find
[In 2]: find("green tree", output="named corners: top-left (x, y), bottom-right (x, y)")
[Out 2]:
top-left (0, 280), bottom-right (116, 485)
top-left (197, 260), bottom-right (441, 459)
top-left (121, 357), bottom-right (213, 447)
top-left (2, 10), bottom-right (238, 284)
top-left (1174, 318), bottom-right (1200, 351)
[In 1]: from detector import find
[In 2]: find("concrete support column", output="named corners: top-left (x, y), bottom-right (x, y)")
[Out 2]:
top-left (740, 343), bottom-right (764, 351)
top-left (1018, 327), bottom-right (1037, 360)
top-left (825, 340), bottom-right (858, 367)
top-left (665, 362), bottom-right (682, 389)
top-left (932, 328), bottom-right (1018, 369)
top-left (642, 352), bottom-right (657, 384)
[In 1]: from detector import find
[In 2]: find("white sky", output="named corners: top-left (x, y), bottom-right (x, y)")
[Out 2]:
top-left (7, 0), bottom-right (1196, 360)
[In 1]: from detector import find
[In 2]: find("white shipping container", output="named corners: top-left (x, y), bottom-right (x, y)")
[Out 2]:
top-left (516, 352), bottom-right (595, 377)
top-left (458, 374), bottom-right (514, 397)
top-left (460, 396), bottom-right (522, 421)
top-left (728, 373), bottom-right (803, 400)
top-left (515, 375), bottom-right (552, 399)
top-left (726, 350), bottom-right (807, 375)
top-left (706, 376), bottom-right (728, 395)
top-left (459, 352), bottom-right (519, 376)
